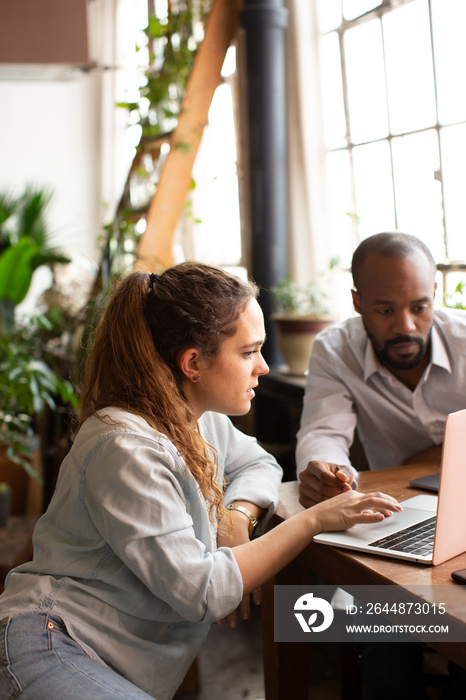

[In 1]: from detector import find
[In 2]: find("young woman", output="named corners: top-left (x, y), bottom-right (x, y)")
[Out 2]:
top-left (0, 263), bottom-right (401, 700)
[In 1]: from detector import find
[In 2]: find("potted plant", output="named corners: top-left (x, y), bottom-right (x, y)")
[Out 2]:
top-left (271, 276), bottom-right (335, 375)
top-left (0, 187), bottom-right (78, 516)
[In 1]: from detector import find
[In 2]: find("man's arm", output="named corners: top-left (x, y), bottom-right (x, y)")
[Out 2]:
top-left (296, 339), bottom-right (359, 507)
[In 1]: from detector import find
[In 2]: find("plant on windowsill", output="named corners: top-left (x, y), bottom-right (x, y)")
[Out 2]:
top-left (270, 275), bottom-right (335, 375)
top-left (444, 280), bottom-right (466, 310)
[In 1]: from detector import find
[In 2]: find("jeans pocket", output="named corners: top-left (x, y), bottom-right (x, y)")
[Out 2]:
top-left (0, 618), bottom-right (21, 699)
top-left (0, 617), bottom-right (11, 667)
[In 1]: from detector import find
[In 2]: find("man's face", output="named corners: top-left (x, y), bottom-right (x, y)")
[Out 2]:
top-left (352, 251), bottom-right (436, 372)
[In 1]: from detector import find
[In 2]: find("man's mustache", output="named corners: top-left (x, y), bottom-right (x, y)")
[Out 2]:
top-left (385, 335), bottom-right (423, 348)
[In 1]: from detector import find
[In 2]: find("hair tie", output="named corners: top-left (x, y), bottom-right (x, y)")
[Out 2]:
top-left (149, 272), bottom-right (159, 288)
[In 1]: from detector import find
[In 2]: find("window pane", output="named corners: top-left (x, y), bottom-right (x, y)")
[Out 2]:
top-left (432, 0), bottom-right (466, 125)
top-left (391, 130), bottom-right (444, 259)
top-left (189, 84), bottom-right (241, 265)
top-left (343, 0), bottom-right (382, 22)
top-left (383, 0), bottom-right (436, 135)
top-left (325, 149), bottom-right (356, 266)
top-left (316, 0), bottom-right (342, 33)
top-left (441, 124), bottom-right (466, 260)
top-left (344, 19), bottom-right (389, 143)
top-left (352, 140), bottom-right (396, 238)
top-left (320, 32), bottom-right (347, 148)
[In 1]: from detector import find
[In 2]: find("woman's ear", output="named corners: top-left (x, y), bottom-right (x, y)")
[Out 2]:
top-left (179, 348), bottom-right (202, 383)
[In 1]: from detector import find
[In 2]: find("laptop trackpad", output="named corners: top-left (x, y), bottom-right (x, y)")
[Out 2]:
top-left (313, 495), bottom-right (438, 546)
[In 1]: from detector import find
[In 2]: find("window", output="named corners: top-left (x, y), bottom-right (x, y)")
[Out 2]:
top-left (316, 0), bottom-right (466, 296)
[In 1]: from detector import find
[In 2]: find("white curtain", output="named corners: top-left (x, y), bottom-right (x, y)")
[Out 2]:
top-left (284, 0), bottom-right (334, 286)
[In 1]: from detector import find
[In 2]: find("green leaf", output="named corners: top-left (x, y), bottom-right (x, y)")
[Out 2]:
top-left (0, 238), bottom-right (37, 304)
top-left (147, 16), bottom-right (166, 38)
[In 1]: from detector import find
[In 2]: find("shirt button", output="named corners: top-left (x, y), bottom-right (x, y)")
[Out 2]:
top-left (47, 621), bottom-right (55, 630)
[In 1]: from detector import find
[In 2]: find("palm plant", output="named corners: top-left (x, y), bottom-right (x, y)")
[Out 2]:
top-left (0, 187), bottom-right (77, 480)
top-left (0, 188), bottom-right (70, 333)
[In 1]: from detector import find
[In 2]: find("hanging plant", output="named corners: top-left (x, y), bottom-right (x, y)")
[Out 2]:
top-left (117, 1), bottom-right (212, 141)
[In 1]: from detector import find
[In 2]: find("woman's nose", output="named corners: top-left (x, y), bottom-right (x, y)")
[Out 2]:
top-left (256, 353), bottom-right (269, 376)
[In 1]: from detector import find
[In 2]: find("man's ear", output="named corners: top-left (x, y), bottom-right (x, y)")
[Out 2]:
top-left (351, 289), bottom-right (362, 315)
top-left (179, 348), bottom-right (202, 382)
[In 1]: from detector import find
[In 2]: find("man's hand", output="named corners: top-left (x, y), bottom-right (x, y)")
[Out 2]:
top-left (298, 460), bottom-right (354, 508)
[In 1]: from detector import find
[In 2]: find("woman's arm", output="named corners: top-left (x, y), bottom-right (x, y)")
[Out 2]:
top-left (231, 489), bottom-right (402, 595)
top-left (216, 500), bottom-right (264, 626)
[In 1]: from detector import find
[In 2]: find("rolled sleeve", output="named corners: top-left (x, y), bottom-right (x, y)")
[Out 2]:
top-left (200, 413), bottom-right (283, 533)
top-left (296, 339), bottom-right (357, 475)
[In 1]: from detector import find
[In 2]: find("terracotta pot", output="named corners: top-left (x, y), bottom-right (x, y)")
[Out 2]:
top-left (272, 315), bottom-right (334, 375)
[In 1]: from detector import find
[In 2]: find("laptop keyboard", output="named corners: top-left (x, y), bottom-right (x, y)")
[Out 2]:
top-left (368, 516), bottom-right (436, 557)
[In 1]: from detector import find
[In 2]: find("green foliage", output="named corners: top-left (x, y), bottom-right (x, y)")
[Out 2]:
top-left (445, 280), bottom-right (466, 310)
top-left (271, 276), bottom-right (331, 318)
top-left (0, 188), bottom-right (70, 333)
top-left (0, 186), bottom-right (77, 480)
top-left (119, 2), bottom-right (211, 140)
top-left (0, 320), bottom-right (78, 478)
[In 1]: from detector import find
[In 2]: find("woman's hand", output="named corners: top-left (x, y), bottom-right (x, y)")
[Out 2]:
top-left (311, 489), bottom-right (403, 533)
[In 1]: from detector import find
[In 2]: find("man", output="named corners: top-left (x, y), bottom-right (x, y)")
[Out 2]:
top-left (297, 231), bottom-right (466, 508)
top-left (296, 231), bottom-right (466, 700)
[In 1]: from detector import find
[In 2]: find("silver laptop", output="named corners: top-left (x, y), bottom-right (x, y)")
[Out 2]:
top-left (313, 409), bottom-right (466, 566)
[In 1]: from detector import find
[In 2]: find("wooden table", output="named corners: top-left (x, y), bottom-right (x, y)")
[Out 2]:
top-left (261, 462), bottom-right (466, 700)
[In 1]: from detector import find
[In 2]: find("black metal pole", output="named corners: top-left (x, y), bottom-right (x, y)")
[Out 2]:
top-left (241, 0), bottom-right (289, 368)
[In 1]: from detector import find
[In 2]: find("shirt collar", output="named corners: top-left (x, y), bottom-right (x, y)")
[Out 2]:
top-left (363, 323), bottom-right (452, 381)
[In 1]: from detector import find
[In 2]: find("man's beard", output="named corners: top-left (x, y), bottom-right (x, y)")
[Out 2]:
top-left (366, 327), bottom-right (432, 371)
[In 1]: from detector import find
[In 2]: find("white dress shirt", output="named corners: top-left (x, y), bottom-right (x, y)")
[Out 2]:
top-left (296, 309), bottom-right (466, 478)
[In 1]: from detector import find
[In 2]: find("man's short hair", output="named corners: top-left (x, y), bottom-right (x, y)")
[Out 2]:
top-left (351, 232), bottom-right (436, 291)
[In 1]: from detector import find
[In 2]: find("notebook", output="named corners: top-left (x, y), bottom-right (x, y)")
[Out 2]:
top-left (409, 472), bottom-right (440, 492)
top-left (313, 408), bottom-right (466, 566)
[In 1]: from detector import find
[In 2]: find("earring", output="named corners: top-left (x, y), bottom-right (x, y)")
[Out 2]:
top-left (193, 375), bottom-right (200, 382)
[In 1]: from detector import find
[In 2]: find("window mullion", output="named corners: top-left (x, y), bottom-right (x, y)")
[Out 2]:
top-left (378, 7), bottom-right (398, 230)
top-left (338, 28), bottom-right (359, 247)
top-left (427, 0), bottom-right (448, 259)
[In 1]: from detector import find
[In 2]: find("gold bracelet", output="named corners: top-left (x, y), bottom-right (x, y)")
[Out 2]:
top-left (227, 504), bottom-right (259, 538)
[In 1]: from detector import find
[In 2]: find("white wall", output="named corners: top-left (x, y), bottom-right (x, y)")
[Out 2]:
top-left (0, 75), bottom-right (102, 266)
top-left (0, 0), bottom-right (139, 311)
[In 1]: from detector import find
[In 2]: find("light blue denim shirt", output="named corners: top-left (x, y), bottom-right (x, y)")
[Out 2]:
top-left (0, 408), bottom-right (282, 700)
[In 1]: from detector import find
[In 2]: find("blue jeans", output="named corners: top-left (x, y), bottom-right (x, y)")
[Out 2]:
top-left (0, 612), bottom-right (155, 699)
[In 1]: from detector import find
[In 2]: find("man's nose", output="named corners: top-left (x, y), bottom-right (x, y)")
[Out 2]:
top-left (392, 310), bottom-right (417, 335)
